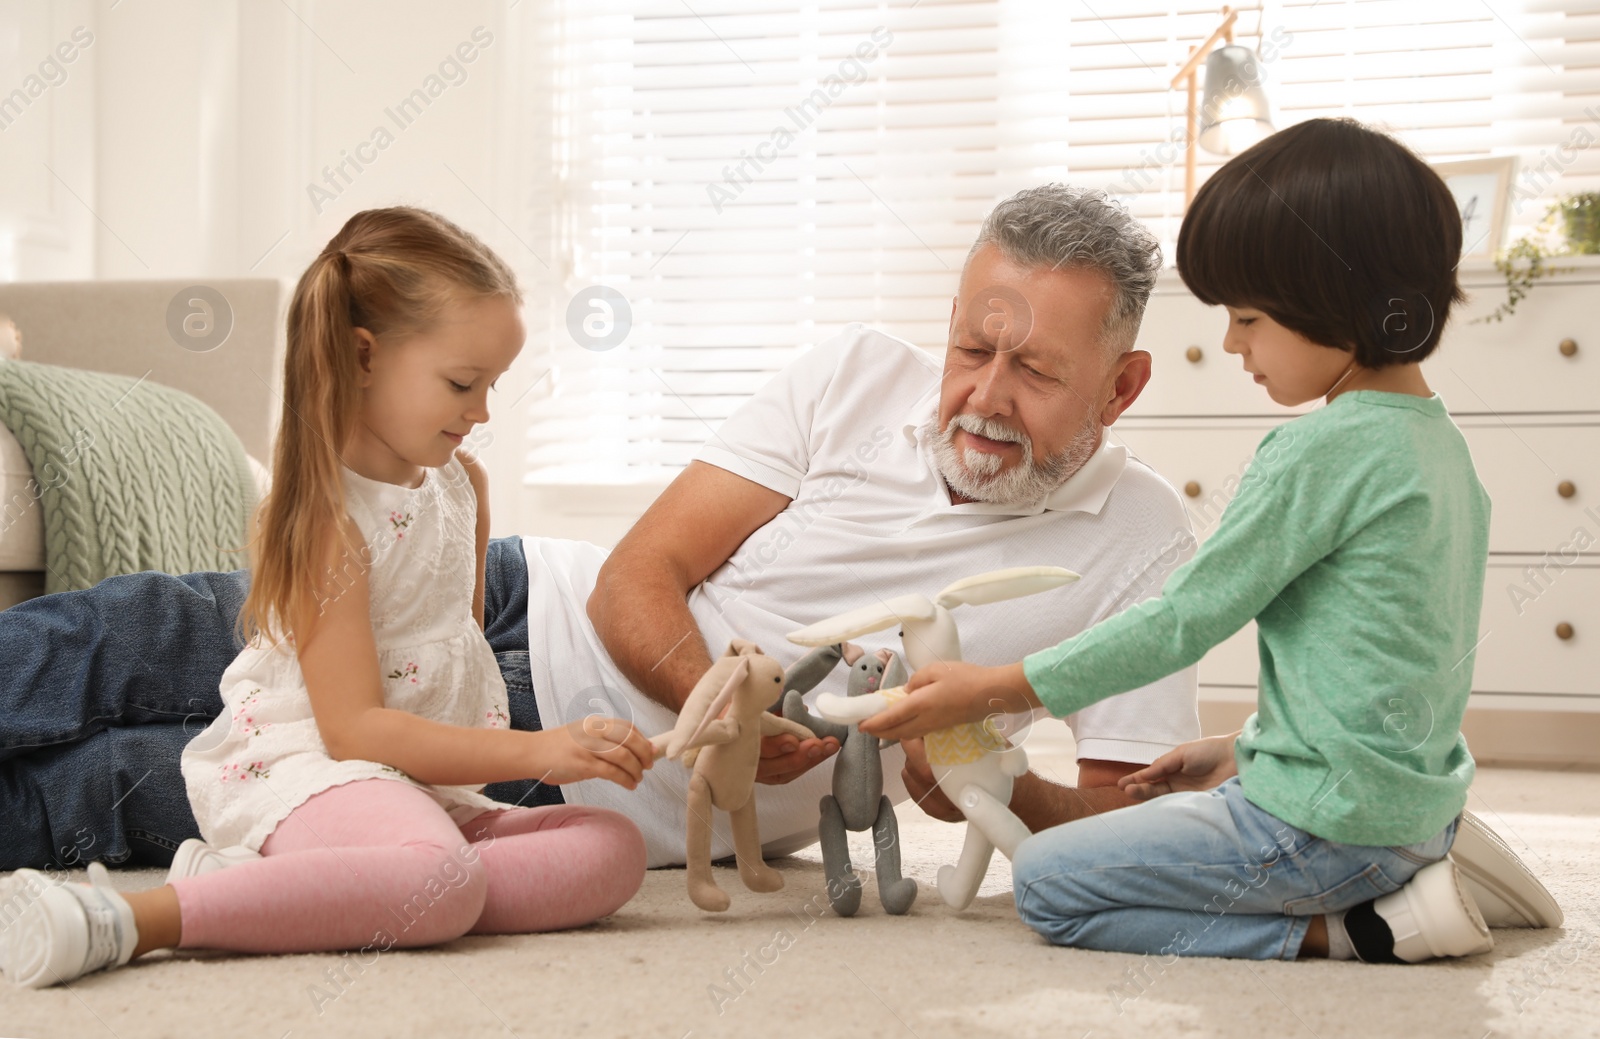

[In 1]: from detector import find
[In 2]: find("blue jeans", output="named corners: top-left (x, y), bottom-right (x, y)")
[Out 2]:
top-left (0, 536), bottom-right (560, 872)
top-left (1012, 776), bottom-right (1457, 961)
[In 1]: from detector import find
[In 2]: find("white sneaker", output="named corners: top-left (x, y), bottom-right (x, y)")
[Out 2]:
top-left (1449, 810), bottom-right (1563, 928)
top-left (1374, 859), bottom-right (1494, 962)
top-left (165, 839), bottom-right (262, 884)
top-left (0, 863), bottom-right (138, 989)
top-left (0, 869), bottom-right (39, 965)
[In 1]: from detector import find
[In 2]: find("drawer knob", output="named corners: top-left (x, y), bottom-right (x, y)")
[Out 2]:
top-left (1559, 338), bottom-right (1578, 357)
top-left (1184, 480), bottom-right (1202, 498)
top-left (1558, 480), bottom-right (1576, 499)
top-left (1556, 622), bottom-right (1574, 641)
top-left (1185, 346), bottom-right (1203, 364)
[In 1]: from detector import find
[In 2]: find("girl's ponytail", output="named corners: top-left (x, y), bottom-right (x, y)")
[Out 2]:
top-left (235, 209), bottom-right (519, 649)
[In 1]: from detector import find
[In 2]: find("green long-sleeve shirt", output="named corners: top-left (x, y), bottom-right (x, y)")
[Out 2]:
top-left (1024, 391), bottom-right (1490, 846)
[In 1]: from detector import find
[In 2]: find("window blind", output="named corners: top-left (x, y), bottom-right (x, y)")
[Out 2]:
top-left (519, 0), bottom-right (1597, 485)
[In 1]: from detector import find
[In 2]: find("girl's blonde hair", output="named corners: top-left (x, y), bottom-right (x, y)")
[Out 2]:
top-left (236, 206), bottom-right (520, 648)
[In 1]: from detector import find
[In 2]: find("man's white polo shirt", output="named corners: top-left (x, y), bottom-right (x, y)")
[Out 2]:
top-left (522, 324), bottom-right (1200, 867)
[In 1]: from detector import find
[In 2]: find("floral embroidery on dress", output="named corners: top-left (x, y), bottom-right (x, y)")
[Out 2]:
top-left (232, 689), bottom-right (270, 736)
top-left (378, 763), bottom-right (410, 779)
top-left (485, 704), bottom-right (509, 728)
top-left (387, 661), bottom-right (420, 684)
top-left (389, 509), bottom-right (413, 539)
top-left (220, 760), bottom-right (270, 782)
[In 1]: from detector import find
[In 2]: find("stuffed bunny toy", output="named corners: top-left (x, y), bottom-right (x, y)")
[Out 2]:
top-left (789, 566), bottom-right (1079, 910)
top-left (651, 639), bottom-right (817, 912)
top-left (781, 643), bottom-right (917, 916)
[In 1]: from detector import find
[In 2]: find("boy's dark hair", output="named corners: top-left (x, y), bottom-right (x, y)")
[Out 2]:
top-left (1176, 117), bottom-right (1465, 368)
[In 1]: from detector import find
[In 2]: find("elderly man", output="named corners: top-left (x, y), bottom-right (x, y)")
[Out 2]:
top-left (0, 184), bottom-right (1200, 873)
top-left (556, 186), bottom-right (1198, 863)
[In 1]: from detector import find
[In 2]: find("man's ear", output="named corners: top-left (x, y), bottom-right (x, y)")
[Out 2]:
top-left (353, 327), bottom-right (378, 387)
top-left (1100, 348), bottom-right (1152, 426)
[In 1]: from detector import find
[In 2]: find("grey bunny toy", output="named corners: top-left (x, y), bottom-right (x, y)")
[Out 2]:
top-left (781, 643), bottom-right (917, 916)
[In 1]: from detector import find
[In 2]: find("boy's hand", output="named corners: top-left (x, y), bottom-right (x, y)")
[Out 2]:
top-left (538, 717), bottom-right (656, 790)
top-left (1117, 732), bottom-right (1239, 800)
top-left (858, 661), bottom-right (1040, 741)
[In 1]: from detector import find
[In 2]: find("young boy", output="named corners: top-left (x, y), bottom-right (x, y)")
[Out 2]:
top-left (860, 117), bottom-right (1495, 963)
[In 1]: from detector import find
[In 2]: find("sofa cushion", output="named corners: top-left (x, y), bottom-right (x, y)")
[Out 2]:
top-left (0, 421), bottom-right (271, 574)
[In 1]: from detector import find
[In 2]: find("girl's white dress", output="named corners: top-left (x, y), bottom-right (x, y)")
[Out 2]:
top-left (181, 453), bottom-right (512, 851)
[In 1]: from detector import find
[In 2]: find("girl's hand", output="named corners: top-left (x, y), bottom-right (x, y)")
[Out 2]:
top-left (535, 717), bottom-right (656, 790)
top-left (858, 661), bottom-right (1039, 741)
top-left (1117, 732), bottom-right (1239, 801)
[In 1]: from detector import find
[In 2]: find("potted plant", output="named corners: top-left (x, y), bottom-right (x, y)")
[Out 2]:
top-left (1475, 192), bottom-right (1598, 324)
top-left (1559, 191), bottom-right (1600, 254)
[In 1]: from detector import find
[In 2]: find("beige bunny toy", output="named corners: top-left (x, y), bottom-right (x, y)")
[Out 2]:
top-left (651, 639), bottom-right (817, 912)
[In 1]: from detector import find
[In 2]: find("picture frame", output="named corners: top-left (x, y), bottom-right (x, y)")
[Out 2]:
top-left (1430, 156), bottom-right (1518, 261)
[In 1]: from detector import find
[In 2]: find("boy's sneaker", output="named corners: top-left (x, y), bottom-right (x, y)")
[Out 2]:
top-left (0, 862), bottom-right (138, 989)
top-left (1449, 810), bottom-right (1563, 928)
top-left (1366, 859), bottom-right (1494, 962)
top-left (165, 838), bottom-right (261, 883)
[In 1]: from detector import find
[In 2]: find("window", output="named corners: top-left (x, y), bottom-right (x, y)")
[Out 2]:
top-left (519, 0), bottom-right (1595, 485)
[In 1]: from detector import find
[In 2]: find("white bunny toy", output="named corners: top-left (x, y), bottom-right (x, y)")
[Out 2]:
top-left (788, 566), bottom-right (1079, 911)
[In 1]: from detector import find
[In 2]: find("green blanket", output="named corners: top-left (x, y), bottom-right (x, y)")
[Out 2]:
top-left (0, 359), bottom-right (258, 593)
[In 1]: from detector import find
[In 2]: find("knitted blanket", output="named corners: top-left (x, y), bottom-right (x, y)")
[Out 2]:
top-left (0, 359), bottom-right (258, 593)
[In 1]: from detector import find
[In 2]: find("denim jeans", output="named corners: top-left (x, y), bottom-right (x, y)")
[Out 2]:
top-left (0, 536), bottom-right (560, 872)
top-left (1011, 776), bottom-right (1458, 961)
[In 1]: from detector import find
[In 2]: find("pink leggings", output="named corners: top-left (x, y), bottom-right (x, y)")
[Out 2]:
top-left (170, 779), bottom-right (646, 953)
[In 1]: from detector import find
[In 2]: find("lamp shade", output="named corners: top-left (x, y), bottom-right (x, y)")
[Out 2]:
top-left (1198, 44), bottom-right (1273, 155)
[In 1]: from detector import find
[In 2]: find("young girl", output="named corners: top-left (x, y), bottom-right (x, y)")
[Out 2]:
top-left (860, 117), bottom-right (1496, 963)
top-left (1, 207), bottom-right (654, 988)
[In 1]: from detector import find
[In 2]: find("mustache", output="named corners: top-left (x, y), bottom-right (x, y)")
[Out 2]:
top-left (946, 413), bottom-right (1030, 449)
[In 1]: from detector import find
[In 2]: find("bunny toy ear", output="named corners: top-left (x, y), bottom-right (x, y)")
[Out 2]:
top-left (788, 594), bottom-right (938, 647)
top-left (677, 656), bottom-right (750, 754)
top-left (882, 651), bottom-right (908, 689)
top-left (934, 566), bottom-right (1080, 609)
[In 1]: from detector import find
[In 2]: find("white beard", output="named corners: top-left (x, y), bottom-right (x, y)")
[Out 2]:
top-left (924, 411), bottom-right (1100, 508)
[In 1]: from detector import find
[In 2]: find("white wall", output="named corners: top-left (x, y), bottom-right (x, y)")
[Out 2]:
top-left (0, 0), bottom-right (556, 537)
top-left (0, 0), bottom-right (99, 280)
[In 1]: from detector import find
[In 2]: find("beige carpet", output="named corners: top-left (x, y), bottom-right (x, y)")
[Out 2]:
top-left (3, 743), bottom-right (1597, 1039)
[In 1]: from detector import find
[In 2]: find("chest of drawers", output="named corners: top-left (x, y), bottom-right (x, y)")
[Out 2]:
top-left (1113, 259), bottom-right (1599, 764)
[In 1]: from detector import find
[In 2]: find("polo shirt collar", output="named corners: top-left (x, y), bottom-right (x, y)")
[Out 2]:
top-left (902, 385), bottom-right (1128, 517)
